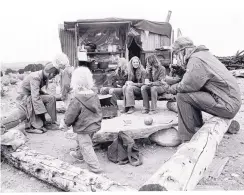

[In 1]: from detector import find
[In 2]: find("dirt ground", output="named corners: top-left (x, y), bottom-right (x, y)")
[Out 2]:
top-left (1, 78), bottom-right (244, 192)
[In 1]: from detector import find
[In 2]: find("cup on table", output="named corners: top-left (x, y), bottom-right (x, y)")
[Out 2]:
top-left (145, 79), bottom-right (150, 84)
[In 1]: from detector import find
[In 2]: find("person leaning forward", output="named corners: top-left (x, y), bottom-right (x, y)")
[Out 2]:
top-left (166, 37), bottom-right (242, 143)
top-left (17, 62), bottom-right (60, 133)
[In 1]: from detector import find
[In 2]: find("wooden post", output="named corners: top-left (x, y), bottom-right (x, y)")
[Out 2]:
top-left (125, 23), bottom-right (130, 60)
top-left (1, 145), bottom-right (135, 192)
top-left (139, 117), bottom-right (232, 191)
top-left (75, 23), bottom-right (78, 67)
top-left (165, 10), bottom-right (172, 22)
top-left (170, 29), bottom-right (174, 64)
top-left (177, 28), bottom-right (182, 38)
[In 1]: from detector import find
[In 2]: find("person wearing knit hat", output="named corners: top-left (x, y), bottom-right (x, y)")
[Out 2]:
top-left (16, 62), bottom-right (60, 133)
top-left (172, 37), bottom-right (194, 54)
top-left (165, 36), bottom-right (241, 143)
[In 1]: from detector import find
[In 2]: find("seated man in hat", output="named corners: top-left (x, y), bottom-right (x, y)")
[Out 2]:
top-left (165, 37), bottom-right (241, 143)
top-left (17, 62), bottom-right (61, 133)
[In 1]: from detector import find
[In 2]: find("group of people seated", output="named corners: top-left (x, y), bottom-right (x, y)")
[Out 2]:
top-left (100, 55), bottom-right (174, 115)
top-left (15, 36), bottom-right (241, 174)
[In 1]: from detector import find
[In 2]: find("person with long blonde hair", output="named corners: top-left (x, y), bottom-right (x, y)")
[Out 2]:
top-left (64, 67), bottom-right (103, 173)
top-left (122, 56), bottom-right (146, 114)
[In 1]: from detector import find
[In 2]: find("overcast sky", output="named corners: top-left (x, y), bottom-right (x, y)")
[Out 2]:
top-left (0, 0), bottom-right (243, 64)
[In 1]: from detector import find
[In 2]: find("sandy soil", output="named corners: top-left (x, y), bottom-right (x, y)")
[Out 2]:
top-left (1, 78), bottom-right (244, 192)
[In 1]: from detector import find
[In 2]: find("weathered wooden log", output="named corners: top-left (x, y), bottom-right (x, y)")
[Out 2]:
top-left (1, 145), bottom-right (134, 192)
top-left (139, 117), bottom-right (232, 191)
top-left (166, 101), bottom-right (178, 113)
top-left (1, 108), bottom-right (26, 132)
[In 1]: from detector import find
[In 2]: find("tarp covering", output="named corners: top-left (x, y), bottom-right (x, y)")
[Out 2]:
top-left (127, 27), bottom-right (142, 49)
top-left (64, 18), bottom-right (172, 38)
top-left (78, 24), bottom-right (127, 52)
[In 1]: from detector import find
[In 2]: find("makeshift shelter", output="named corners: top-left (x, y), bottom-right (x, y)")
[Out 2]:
top-left (58, 18), bottom-right (173, 87)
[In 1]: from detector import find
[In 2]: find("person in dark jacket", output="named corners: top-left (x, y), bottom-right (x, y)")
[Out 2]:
top-left (17, 62), bottom-right (60, 133)
top-left (166, 37), bottom-right (242, 143)
top-left (141, 55), bottom-right (167, 114)
top-left (64, 67), bottom-right (102, 173)
top-left (122, 56), bottom-right (146, 114)
top-left (100, 57), bottom-right (128, 100)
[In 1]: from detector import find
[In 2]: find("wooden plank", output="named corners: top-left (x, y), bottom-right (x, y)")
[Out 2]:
top-left (139, 117), bottom-right (232, 191)
top-left (203, 157), bottom-right (229, 179)
top-left (74, 23), bottom-right (78, 67)
top-left (87, 52), bottom-right (123, 55)
top-left (1, 145), bottom-right (135, 192)
top-left (93, 111), bottom-right (178, 143)
top-left (195, 185), bottom-right (224, 191)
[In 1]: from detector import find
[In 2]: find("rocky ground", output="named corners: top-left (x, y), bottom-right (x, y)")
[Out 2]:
top-left (1, 77), bottom-right (244, 192)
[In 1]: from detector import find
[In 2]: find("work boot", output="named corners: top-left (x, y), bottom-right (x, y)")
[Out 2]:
top-left (69, 151), bottom-right (84, 162)
top-left (149, 110), bottom-right (157, 115)
top-left (120, 107), bottom-right (129, 113)
top-left (44, 121), bottom-right (60, 130)
top-left (227, 120), bottom-right (240, 134)
top-left (25, 128), bottom-right (44, 134)
top-left (89, 167), bottom-right (103, 174)
top-left (127, 107), bottom-right (135, 114)
top-left (142, 109), bottom-right (149, 114)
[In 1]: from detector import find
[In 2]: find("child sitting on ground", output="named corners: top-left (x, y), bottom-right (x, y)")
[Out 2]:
top-left (64, 67), bottom-right (103, 173)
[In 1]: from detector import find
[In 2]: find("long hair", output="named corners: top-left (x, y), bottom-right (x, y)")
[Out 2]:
top-left (115, 57), bottom-right (128, 76)
top-left (146, 54), bottom-right (160, 67)
top-left (127, 56), bottom-right (144, 81)
top-left (71, 67), bottom-right (94, 92)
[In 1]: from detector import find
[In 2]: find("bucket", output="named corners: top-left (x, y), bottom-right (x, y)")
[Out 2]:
top-left (90, 61), bottom-right (98, 70)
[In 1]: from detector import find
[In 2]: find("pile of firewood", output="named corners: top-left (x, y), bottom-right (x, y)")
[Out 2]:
top-left (216, 50), bottom-right (244, 70)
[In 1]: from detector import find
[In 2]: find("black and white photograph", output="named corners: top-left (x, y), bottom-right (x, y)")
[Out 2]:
top-left (0, 0), bottom-right (244, 192)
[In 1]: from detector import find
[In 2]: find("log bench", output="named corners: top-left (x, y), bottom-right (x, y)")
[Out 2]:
top-left (139, 117), bottom-right (233, 191)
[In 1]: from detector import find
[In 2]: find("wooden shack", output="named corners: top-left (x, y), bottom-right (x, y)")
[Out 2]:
top-left (58, 18), bottom-right (173, 88)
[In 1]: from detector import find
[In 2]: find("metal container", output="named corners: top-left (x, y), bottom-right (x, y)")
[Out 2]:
top-left (99, 62), bottom-right (109, 69)
top-left (90, 61), bottom-right (98, 70)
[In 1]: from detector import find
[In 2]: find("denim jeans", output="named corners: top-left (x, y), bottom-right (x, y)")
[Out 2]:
top-left (141, 85), bottom-right (166, 111)
top-left (122, 85), bottom-right (142, 107)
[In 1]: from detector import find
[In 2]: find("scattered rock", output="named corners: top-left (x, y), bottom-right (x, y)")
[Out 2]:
top-left (238, 151), bottom-right (244, 155)
top-left (231, 173), bottom-right (239, 178)
top-left (3, 189), bottom-right (15, 193)
top-left (149, 128), bottom-right (181, 147)
top-left (18, 171), bottom-right (24, 175)
top-left (224, 177), bottom-right (229, 181)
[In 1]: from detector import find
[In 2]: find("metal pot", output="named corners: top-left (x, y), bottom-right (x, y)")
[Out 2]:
top-left (90, 61), bottom-right (98, 70)
top-left (99, 62), bottom-right (109, 69)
